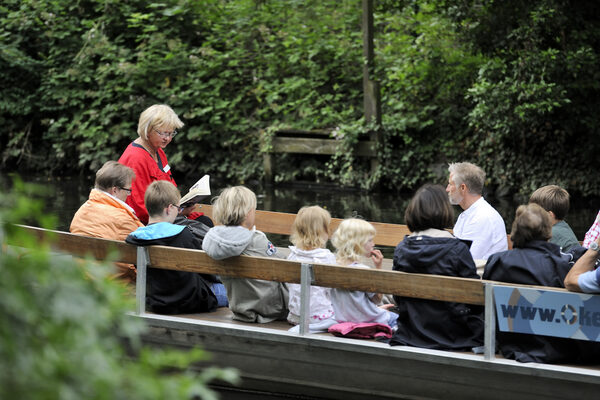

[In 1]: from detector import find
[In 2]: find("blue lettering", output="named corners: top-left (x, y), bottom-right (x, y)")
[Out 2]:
top-left (594, 312), bottom-right (600, 327)
top-left (501, 304), bottom-right (519, 318)
top-left (580, 307), bottom-right (591, 326)
top-left (537, 308), bottom-right (556, 322)
top-left (519, 307), bottom-right (537, 320)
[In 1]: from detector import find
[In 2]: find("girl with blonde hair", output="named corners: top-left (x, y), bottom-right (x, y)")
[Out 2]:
top-left (330, 219), bottom-right (398, 328)
top-left (287, 206), bottom-right (337, 328)
top-left (202, 186), bottom-right (289, 323)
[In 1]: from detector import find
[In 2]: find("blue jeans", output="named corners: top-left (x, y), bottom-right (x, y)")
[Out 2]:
top-left (210, 283), bottom-right (229, 307)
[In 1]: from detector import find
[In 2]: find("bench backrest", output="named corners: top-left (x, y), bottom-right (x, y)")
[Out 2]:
top-left (200, 204), bottom-right (413, 247)
top-left (14, 225), bottom-right (484, 305)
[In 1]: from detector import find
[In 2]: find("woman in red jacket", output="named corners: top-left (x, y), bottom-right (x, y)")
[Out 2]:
top-left (118, 104), bottom-right (183, 224)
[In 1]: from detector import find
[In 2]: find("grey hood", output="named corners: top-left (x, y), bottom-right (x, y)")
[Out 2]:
top-left (202, 225), bottom-right (254, 260)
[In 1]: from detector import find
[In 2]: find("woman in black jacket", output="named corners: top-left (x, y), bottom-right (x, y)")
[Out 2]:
top-left (390, 184), bottom-right (483, 350)
top-left (483, 203), bottom-right (590, 363)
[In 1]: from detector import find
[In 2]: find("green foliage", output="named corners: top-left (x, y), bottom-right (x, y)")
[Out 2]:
top-left (2, 0), bottom-right (600, 195)
top-left (327, 2), bottom-right (483, 189)
top-left (0, 0), bottom-right (365, 184)
top-left (0, 180), bottom-right (238, 399)
top-left (451, 0), bottom-right (600, 195)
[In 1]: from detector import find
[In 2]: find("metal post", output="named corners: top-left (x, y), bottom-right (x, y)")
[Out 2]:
top-left (484, 283), bottom-right (496, 360)
top-left (136, 246), bottom-right (149, 315)
top-left (299, 263), bottom-right (314, 335)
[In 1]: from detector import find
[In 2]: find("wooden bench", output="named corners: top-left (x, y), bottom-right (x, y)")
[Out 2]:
top-left (262, 129), bottom-right (378, 183)
top-left (13, 224), bottom-right (586, 358)
top-left (199, 203), bottom-right (514, 258)
top-left (199, 204), bottom-right (412, 248)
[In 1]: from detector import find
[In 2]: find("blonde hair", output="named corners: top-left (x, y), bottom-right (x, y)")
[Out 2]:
top-left (212, 186), bottom-right (257, 226)
top-left (290, 206), bottom-right (331, 250)
top-left (137, 104), bottom-right (184, 140)
top-left (144, 180), bottom-right (181, 217)
top-left (332, 218), bottom-right (376, 263)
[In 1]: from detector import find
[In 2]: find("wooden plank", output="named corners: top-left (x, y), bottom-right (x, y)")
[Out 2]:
top-left (200, 206), bottom-right (513, 249)
top-left (145, 245), bottom-right (563, 306)
top-left (138, 245), bottom-right (487, 305)
top-left (362, 0), bottom-right (381, 125)
top-left (272, 137), bottom-right (376, 157)
top-left (199, 205), bottom-right (295, 236)
top-left (330, 219), bottom-right (410, 247)
top-left (13, 225), bottom-right (137, 264)
top-left (313, 263), bottom-right (485, 305)
top-left (145, 246), bottom-right (303, 283)
top-left (261, 130), bottom-right (273, 182)
top-left (276, 129), bottom-right (332, 137)
top-left (200, 205), bottom-right (410, 247)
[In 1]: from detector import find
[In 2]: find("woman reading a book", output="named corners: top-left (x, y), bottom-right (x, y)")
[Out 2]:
top-left (118, 104), bottom-right (183, 224)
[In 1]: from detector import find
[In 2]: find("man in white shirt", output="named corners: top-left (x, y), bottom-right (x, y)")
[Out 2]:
top-left (446, 162), bottom-right (508, 261)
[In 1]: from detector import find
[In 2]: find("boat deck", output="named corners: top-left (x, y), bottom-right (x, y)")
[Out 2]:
top-left (175, 307), bottom-right (293, 331)
top-left (138, 307), bottom-right (600, 400)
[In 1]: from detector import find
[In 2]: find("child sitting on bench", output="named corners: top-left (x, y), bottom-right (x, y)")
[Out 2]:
top-left (126, 180), bottom-right (226, 314)
top-left (202, 186), bottom-right (289, 323)
top-left (529, 185), bottom-right (580, 252)
top-left (330, 218), bottom-right (398, 329)
top-left (286, 206), bottom-right (337, 329)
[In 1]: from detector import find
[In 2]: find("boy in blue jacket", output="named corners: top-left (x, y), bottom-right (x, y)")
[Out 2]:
top-left (126, 180), bottom-right (226, 314)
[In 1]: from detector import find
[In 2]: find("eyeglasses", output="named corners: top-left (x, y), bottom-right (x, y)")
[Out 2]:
top-left (153, 128), bottom-right (178, 139)
top-left (167, 204), bottom-right (182, 213)
top-left (119, 187), bottom-right (132, 194)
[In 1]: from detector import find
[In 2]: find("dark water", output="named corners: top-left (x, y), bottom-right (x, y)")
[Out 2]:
top-left (2, 173), bottom-right (599, 245)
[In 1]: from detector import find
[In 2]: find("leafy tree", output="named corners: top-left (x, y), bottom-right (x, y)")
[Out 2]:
top-left (326, 1), bottom-right (484, 189)
top-left (2, 0), bottom-right (600, 196)
top-left (445, 0), bottom-right (600, 195)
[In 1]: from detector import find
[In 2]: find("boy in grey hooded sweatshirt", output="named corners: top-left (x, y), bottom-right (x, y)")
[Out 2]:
top-left (202, 186), bottom-right (289, 323)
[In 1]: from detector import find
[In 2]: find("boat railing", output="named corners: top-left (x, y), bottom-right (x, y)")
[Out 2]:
top-left (11, 224), bottom-right (600, 362)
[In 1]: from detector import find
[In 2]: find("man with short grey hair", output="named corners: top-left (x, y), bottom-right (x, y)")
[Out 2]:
top-left (446, 162), bottom-right (507, 261)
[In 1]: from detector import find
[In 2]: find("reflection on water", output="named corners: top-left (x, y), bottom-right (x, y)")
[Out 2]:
top-left (2, 174), bottom-right (599, 246)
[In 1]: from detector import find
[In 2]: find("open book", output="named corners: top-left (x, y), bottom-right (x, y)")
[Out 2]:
top-left (179, 174), bottom-right (211, 207)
